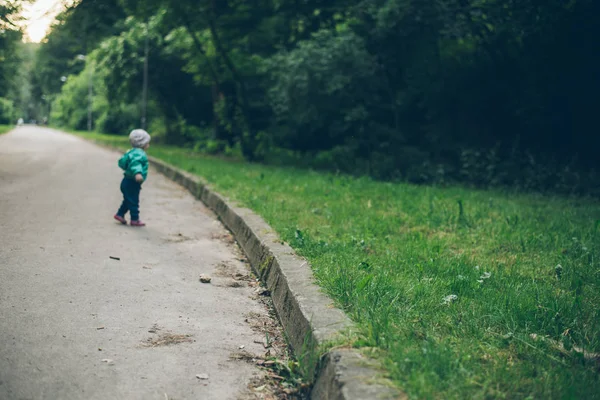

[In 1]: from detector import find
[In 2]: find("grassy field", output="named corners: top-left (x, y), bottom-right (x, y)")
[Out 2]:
top-left (0, 125), bottom-right (14, 135)
top-left (73, 130), bottom-right (600, 399)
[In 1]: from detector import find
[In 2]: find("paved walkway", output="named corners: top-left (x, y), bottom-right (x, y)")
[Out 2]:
top-left (0, 127), bottom-right (269, 399)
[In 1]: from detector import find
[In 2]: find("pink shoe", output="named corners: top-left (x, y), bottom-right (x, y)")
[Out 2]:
top-left (130, 219), bottom-right (146, 227)
top-left (114, 215), bottom-right (127, 225)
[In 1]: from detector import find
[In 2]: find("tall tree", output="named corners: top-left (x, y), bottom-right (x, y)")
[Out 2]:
top-left (0, 0), bottom-right (30, 123)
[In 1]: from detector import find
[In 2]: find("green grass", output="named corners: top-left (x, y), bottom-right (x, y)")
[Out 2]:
top-left (73, 130), bottom-right (600, 399)
top-left (0, 125), bottom-right (13, 135)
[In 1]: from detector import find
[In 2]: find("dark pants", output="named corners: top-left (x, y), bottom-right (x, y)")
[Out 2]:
top-left (116, 177), bottom-right (142, 220)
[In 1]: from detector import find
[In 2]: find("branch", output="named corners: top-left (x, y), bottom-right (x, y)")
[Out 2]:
top-left (179, 12), bottom-right (221, 87)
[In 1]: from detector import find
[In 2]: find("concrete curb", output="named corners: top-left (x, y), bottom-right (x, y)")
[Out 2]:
top-left (82, 135), bottom-right (401, 399)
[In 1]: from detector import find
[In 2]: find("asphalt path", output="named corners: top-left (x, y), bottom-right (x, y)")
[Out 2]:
top-left (0, 126), bottom-right (270, 400)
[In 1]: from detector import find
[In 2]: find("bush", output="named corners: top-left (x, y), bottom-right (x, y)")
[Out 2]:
top-left (265, 28), bottom-right (379, 153)
top-left (96, 102), bottom-right (138, 135)
top-left (50, 67), bottom-right (96, 130)
top-left (0, 97), bottom-right (15, 124)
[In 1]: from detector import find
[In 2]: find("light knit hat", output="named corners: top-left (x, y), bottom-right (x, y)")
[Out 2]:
top-left (129, 129), bottom-right (151, 148)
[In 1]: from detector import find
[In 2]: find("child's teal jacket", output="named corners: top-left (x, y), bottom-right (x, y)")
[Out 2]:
top-left (118, 148), bottom-right (148, 181)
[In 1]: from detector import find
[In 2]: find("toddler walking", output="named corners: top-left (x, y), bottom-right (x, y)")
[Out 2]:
top-left (113, 129), bottom-right (151, 226)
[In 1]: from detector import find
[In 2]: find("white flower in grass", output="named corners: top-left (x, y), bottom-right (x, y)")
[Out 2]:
top-left (474, 265), bottom-right (480, 270)
top-left (442, 294), bottom-right (458, 305)
top-left (480, 272), bottom-right (491, 280)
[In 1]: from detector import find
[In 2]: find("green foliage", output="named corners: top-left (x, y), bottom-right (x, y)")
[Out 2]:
top-left (0, 28), bottom-right (22, 95)
top-left (95, 101), bottom-right (138, 135)
top-left (31, 0), bottom-right (126, 99)
top-left (0, 1), bottom-right (29, 121)
top-left (0, 0), bottom-right (27, 28)
top-left (265, 28), bottom-right (378, 152)
top-left (49, 53), bottom-right (140, 135)
top-left (26, 0), bottom-right (600, 194)
top-left (0, 98), bottom-right (15, 124)
top-left (50, 62), bottom-right (95, 130)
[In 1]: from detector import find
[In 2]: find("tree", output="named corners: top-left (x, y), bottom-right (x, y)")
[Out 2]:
top-left (0, 0), bottom-right (31, 123)
top-left (30, 0), bottom-right (600, 193)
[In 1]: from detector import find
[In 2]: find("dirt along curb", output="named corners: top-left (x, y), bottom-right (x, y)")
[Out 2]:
top-left (85, 135), bottom-right (401, 399)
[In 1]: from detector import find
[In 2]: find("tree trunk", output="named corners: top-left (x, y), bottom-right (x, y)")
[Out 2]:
top-left (207, 0), bottom-right (257, 160)
top-left (211, 84), bottom-right (221, 139)
top-left (180, 14), bottom-right (225, 143)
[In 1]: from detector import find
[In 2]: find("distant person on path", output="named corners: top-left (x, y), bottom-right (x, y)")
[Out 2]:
top-left (113, 129), bottom-right (151, 227)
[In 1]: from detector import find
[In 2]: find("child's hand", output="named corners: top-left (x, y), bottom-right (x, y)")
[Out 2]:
top-left (135, 174), bottom-right (144, 183)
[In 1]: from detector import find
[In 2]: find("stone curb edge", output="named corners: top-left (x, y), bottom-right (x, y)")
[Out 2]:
top-left (83, 136), bottom-right (401, 400)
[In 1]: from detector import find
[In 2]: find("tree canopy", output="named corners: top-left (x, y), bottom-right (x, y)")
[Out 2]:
top-left (15, 0), bottom-right (600, 194)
